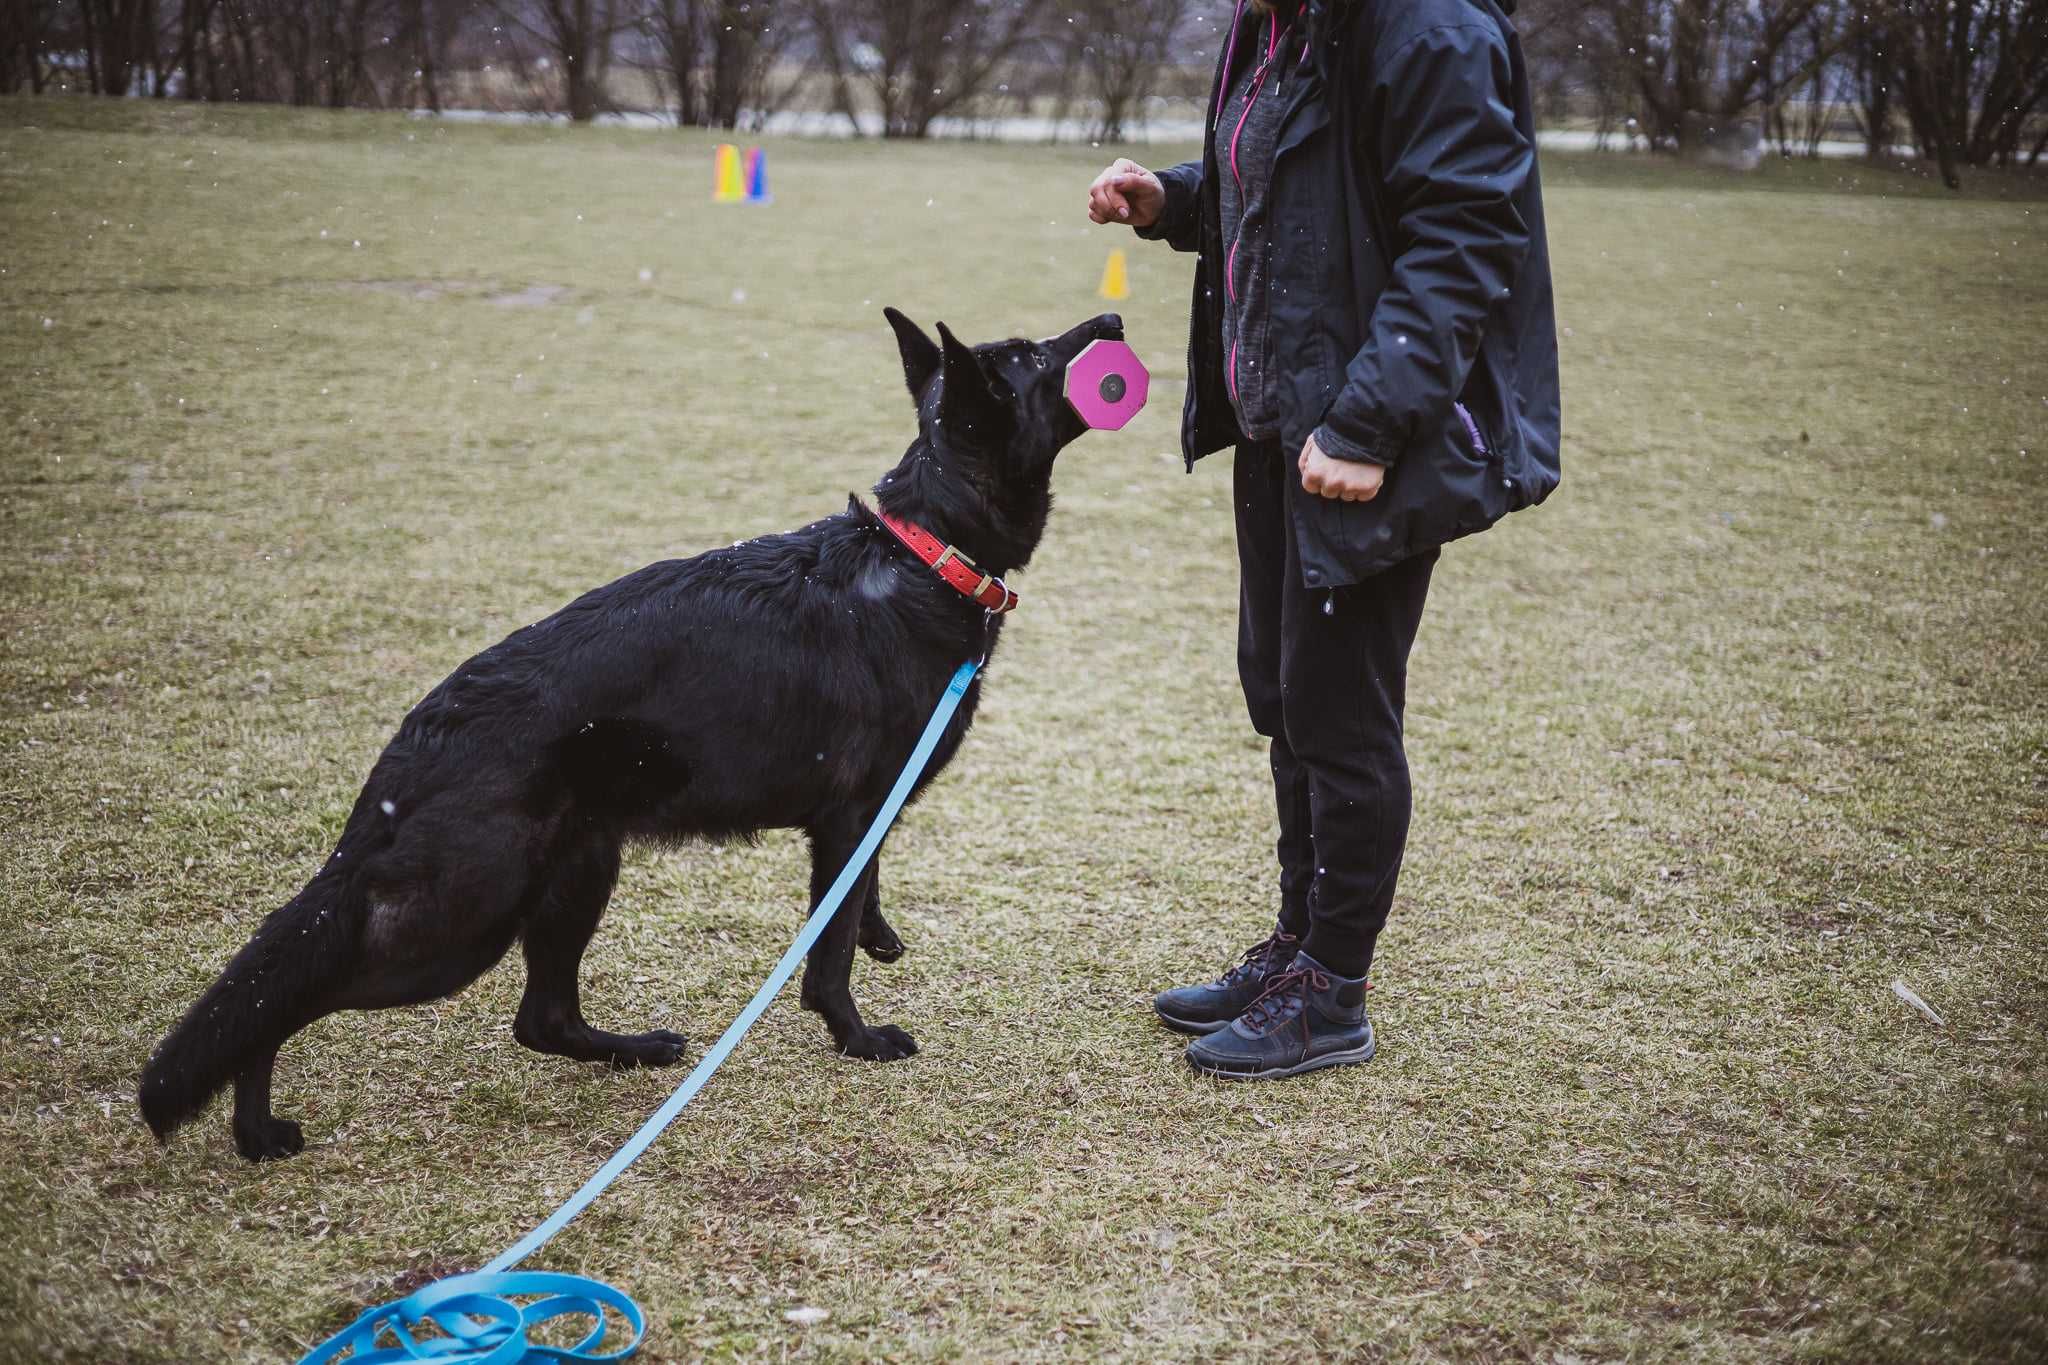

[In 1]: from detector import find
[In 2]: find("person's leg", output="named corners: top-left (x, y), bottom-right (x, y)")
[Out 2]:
top-left (1233, 439), bottom-right (1314, 938)
top-left (1183, 541), bottom-right (1434, 1078)
top-left (1278, 545), bottom-right (1438, 980)
top-left (1151, 441), bottom-right (1306, 1035)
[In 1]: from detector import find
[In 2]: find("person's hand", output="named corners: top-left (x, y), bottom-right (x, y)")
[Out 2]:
top-left (1299, 434), bottom-right (1385, 502)
top-left (1087, 158), bottom-right (1165, 228)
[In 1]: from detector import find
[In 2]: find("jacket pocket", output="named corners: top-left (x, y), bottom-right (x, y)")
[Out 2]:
top-left (1292, 408), bottom-right (1508, 587)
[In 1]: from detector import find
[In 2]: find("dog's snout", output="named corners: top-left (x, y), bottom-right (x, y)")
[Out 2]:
top-left (1047, 312), bottom-right (1125, 364)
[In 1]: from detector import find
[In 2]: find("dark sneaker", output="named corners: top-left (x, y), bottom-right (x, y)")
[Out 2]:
top-left (1184, 951), bottom-right (1374, 1080)
top-left (1152, 927), bottom-right (1300, 1036)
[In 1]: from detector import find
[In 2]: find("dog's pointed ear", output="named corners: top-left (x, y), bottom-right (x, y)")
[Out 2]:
top-left (935, 321), bottom-right (1000, 429)
top-left (884, 307), bottom-right (941, 402)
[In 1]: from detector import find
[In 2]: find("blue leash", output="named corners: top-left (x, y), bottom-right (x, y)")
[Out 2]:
top-left (299, 660), bottom-right (982, 1364)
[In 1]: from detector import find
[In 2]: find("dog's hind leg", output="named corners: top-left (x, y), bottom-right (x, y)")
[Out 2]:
top-left (857, 862), bottom-right (907, 964)
top-left (231, 1046), bottom-right (303, 1161)
top-left (801, 814), bottom-right (917, 1061)
top-left (513, 834), bottom-right (687, 1068)
top-left (141, 873), bottom-right (356, 1162)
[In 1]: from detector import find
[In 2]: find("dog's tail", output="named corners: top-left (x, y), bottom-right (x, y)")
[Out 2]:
top-left (137, 872), bottom-right (356, 1144)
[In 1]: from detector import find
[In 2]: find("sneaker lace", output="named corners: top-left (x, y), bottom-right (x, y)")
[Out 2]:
top-left (1238, 965), bottom-right (1331, 1033)
top-left (1217, 928), bottom-right (1299, 988)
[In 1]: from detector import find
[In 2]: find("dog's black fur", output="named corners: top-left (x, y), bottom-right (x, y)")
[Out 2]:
top-left (138, 308), bottom-right (1123, 1161)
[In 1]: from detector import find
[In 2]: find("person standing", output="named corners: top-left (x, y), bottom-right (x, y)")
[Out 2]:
top-left (1088, 0), bottom-right (1559, 1079)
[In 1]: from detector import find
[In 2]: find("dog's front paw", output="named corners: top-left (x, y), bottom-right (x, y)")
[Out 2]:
top-left (859, 929), bottom-right (906, 964)
top-left (858, 913), bottom-right (907, 963)
top-left (837, 1024), bottom-right (919, 1062)
top-left (234, 1116), bottom-right (304, 1162)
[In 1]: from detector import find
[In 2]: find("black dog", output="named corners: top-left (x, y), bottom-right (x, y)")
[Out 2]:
top-left (139, 308), bottom-right (1123, 1161)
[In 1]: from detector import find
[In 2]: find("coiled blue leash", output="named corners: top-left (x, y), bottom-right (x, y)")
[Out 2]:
top-left (299, 660), bottom-right (982, 1364)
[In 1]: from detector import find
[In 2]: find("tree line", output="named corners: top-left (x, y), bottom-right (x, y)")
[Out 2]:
top-left (1522, 0), bottom-right (2047, 185)
top-left (2, 2), bottom-right (2041, 185)
top-left (0, 0), bottom-right (1197, 138)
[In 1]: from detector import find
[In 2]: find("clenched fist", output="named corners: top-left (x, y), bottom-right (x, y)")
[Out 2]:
top-left (1299, 434), bottom-right (1385, 502)
top-left (1087, 158), bottom-right (1166, 228)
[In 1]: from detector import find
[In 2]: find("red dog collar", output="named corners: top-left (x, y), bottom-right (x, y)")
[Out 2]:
top-left (877, 510), bottom-right (1019, 614)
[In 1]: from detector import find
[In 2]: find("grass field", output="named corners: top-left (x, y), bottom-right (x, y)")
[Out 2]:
top-left (1, 97), bottom-right (2045, 1362)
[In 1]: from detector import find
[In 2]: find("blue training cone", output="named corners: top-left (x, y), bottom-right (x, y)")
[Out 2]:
top-left (744, 147), bottom-right (771, 204)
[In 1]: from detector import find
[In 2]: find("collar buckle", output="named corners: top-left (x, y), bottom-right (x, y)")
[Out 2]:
top-left (876, 509), bottom-right (1020, 615)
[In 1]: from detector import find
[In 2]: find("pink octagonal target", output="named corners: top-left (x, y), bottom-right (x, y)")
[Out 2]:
top-left (1064, 339), bottom-right (1150, 431)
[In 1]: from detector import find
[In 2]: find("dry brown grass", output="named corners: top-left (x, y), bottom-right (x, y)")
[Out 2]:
top-left (1, 97), bottom-right (2045, 1361)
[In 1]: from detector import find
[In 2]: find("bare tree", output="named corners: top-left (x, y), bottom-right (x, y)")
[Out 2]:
top-left (799, 0), bottom-right (865, 134)
top-left (171, 0), bottom-right (216, 99)
top-left (806, 0), bottom-right (1042, 138)
top-left (79, 0), bottom-right (156, 94)
top-left (636, 0), bottom-right (790, 127)
top-left (1579, 0), bottom-right (1844, 150)
top-left (144, 0), bottom-right (179, 95)
top-left (493, 0), bottom-right (623, 120)
top-left (391, 0), bottom-right (460, 112)
top-left (1056, 0), bottom-right (1190, 141)
top-left (240, 0), bottom-right (320, 103)
top-left (705, 0), bottom-right (789, 127)
top-left (1519, 0), bottom-right (1605, 127)
top-left (312, 0), bottom-right (382, 108)
top-left (1845, 4), bottom-right (1898, 158)
top-left (1, 0), bottom-right (50, 93)
top-left (1760, 0), bottom-right (1852, 156)
top-left (1871, 0), bottom-right (2048, 185)
top-left (638, 0), bottom-right (706, 124)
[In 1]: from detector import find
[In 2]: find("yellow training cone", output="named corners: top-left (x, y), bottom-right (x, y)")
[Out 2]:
top-left (1098, 248), bottom-right (1130, 301)
top-left (712, 144), bottom-right (744, 202)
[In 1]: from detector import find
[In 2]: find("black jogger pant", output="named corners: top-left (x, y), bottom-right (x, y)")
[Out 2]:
top-left (1234, 439), bottom-right (1436, 980)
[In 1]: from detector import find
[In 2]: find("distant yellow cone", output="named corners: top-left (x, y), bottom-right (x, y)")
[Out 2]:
top-left (712, 143), bottom-right (744, 203)
top-left (1098, 248), bottom-right (1130, 301)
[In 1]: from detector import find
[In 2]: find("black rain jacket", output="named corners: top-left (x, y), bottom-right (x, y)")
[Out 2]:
top-left (1141, 0), bottom-right (1560, 586)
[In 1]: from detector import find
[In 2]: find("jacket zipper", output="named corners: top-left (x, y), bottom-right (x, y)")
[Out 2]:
top-left (1186, 0), bottom-right (1250, 470)
top-left (1452, 402), bottom-right (1486, 456)
top-left (1452, 401), bottom-right (1488, 457)
top-left (1223, 9), bottom-right (1284, 412)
